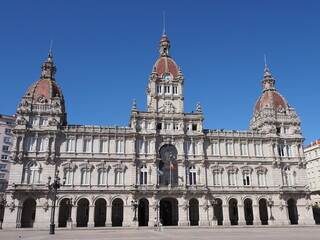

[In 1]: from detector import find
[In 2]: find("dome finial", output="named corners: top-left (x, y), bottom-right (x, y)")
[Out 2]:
top-left (261, 56), bottom-right (276, 92)
top-left (41, 40), bottom-right (56, 79)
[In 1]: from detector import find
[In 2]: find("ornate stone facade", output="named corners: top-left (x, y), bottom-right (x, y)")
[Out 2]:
top-left (2, 33), bottom-right (314, 229)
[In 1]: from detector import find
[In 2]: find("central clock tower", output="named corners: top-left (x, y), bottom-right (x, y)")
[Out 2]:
top-left (146, 32), bottom-right (184, 113)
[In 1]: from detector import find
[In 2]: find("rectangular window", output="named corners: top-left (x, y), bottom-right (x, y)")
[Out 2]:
top-left (98, 170), bottom-right (107, 185)
top-left (157, 86), bottom-right (162, 94)
top-left (37, 137), bottom-right (45, 152)
top-left (192, 124), bottom-right (197, 131)
top-left (3, 137), bottom-right (10, 143)
top-left (136, 140), bottom-right (143, 154)
top-left (254, 144), bottom-right (262, 156)
top-left (240, 143), bottom-right (247, 156)
top-left (116, 140), bottom-right (124, 153)
top-left (81, 170), bottom-right (90, 185)
top-left (165, 123), bottom-right (170, 130)
top-left (140, 169), bottom-right (147, 185)
top-left (145, 141), bottom-right (151, 154)
top-left (278, 144), bottom-right (285, 156)
top-left (193, 142), bottom-right (198, 155)
top-left (99, 140), bottom-right (108, 153)
top-left (226, 143), bottom-right (233, 156)
top-left (146, 122), bottom-right (151, 129)
top-left (212, 142), bottom-right (219, 155)
top-left (66, 139), bottom-right (75, 152)
top-left (286, 145), bottom-right (292, 157)
top-left (0, 174), bottom-right (5, 179)
top-left (157, 123), bottom-right (162, 130)
top-left (64, 170), bottom-right (73, 185)
top-left (2, 146), bottom-right (9, 151)
top-left (228, 172), bottom-right (236, 186)
top-left (6, 121), bottom-right (12, 125)
top-left (283, 127), bottom-right (290, 134)
top-left (184, 142), bottom-right (191, 155)
top-left (5, 129), bottom-right (11, 134)
top-left (0, 164), bottom-right (7, 170)
top-left (83, 139), bottom-right (91, 152)
top-left (30, 118), bottom-right (37, 125)
top-left (40, 118), bottom-right (48, 126)
top-left (172, 86), bottom-right (178, 94)
top-left (173, 124), bottom-right (179, 130)
top-left (213, 172), bottom-right (221, 186)
top-left (257, 172), bottom-right (266, 186)
top-left (164, 86), bottom-right (170, 93)
top-left (27, 137), bottom-right (35, 151)
top-left (243, 172), bottom-right (250, 186)
top-left (1, 155), bottom-right (8, 160)
top-left (115, 171), bottom-right (123, 185)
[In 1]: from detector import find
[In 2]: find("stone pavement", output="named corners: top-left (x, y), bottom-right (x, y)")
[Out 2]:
top-left (0, 226), bottom-right (318, 240)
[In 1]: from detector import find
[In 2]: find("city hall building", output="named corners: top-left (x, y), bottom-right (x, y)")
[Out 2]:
top-left (3, 32), bottom-right (314, 228)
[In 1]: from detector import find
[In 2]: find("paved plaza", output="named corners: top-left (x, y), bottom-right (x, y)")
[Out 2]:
top-left (0, 226), bottom-right (318, 240)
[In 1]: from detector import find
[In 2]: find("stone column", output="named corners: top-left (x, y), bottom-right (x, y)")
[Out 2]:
top-left (178, 202), bottom-right (189, 226)
top-left (87, 205), bottom-right (95, 227)
top-left (105, 205), bottom-right (112, 227)
top-left (222, 205), bottom-right (230, 225)
top-left (16, 206), bottom-right (23, 228)
top-left (252, 204), bottom-right (261, 225)
top-left (238, 204), bottom-right (246, 225)
top-left (148, 202), bottom-right (158, 227)
top-left (71, 205), bottom-right (77, 228)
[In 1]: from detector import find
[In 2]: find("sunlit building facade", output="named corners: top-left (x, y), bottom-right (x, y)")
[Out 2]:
top-left (3, 33), bottom-right (314, 228)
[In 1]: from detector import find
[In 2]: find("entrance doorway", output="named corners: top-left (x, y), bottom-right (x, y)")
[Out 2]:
top-left (288, 199), bottom-right (298, 224)
top-left (244, 199), bottom-right (253, 225)
top-left (77, 198), bottom-right (89, 227)
top-left (112, 198), bottom-right (123, 227)
top-left (21, 198), bottom-right (36, 228)
top-left (215, 198), bottom-right (223, 225)
top-left (160, 198), bottom-right (178, 226)
top-left (189, 198), bottom-right (199, 226)
top-left (95, 198), bottom-right (106, 227)
top-left (138, 198), bottom-right (149, 226)
top-left (229, 198), bottom-right (238, 225)
top-left (259, 199), bottom-right (268, 225)
top-left (58, 198), bottom-right (69, 227)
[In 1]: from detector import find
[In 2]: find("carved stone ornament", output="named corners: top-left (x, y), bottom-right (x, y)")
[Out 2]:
top-left (182, 201), bottom-right (189, 211)
top-left (9, 202), bottom-right (15, 212)
top-left (159, 101), bottom-right (176, 113)
top-left (17, 117), bottom-right (28, 125)
top-left (43, 201), bottom-right (49, 212)
top-left (203, 202), bottom-right (210, 211)
top-left (48, 118), bottom-right (59, 126)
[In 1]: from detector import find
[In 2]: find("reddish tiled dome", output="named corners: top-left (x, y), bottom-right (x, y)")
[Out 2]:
top-left (154, 57), bottom-right (179, 77)
top-left (254, 91), bottom-right (288, 114)
top-left (26, 79), bottom-right (63, 104)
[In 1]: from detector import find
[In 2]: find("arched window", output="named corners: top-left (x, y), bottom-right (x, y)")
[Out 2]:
top-left (189, 166), bottom-right (197, 185)
top-left (28, 163), bottom-right (39, 184)
top-left (283, 166), bottom-right (292, 186)
top-left (140, 165), bottom-right (148, 185)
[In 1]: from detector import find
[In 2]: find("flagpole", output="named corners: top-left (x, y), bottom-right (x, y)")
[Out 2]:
top-left (170, 160), bottom-right (172, 186)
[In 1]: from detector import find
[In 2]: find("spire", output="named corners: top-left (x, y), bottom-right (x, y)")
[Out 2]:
top-left (261, 57), bottom-right (275, 92)
top-left (41, 42), bottom-right (57, 79)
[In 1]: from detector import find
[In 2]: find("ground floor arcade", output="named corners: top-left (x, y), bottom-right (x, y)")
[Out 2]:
top-left (2, 192), bottom-right (315, 229)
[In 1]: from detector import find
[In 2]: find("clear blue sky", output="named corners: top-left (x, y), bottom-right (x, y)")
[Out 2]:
top-left (1, 0), bottom-right (319, 146)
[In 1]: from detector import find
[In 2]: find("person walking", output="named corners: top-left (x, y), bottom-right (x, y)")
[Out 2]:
top-left (153, 217), bottom-right (158, 231)
top-left (159, 219), bottom-right (163, 231)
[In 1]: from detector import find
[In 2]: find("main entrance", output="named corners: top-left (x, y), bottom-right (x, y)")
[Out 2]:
top-left (160, 198), bottom-right (178, 226)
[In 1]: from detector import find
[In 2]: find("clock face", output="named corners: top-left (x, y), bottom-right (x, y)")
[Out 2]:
top-left (163, 73), bottom-right (173, 81)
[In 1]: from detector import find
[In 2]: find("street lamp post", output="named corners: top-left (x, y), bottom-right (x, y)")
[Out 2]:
top-left (131, 200), bottom-right (139, 221)
top-left (66, 198), bottom-right (73, 221)
top-left (268, 199), bottom-right (275, 221)
top-left (0, 197), bottom-right (7, 229)
top-left (48, 170), bottom-right (65, 235)
top-left (210, 198), bottom-right (218, 221)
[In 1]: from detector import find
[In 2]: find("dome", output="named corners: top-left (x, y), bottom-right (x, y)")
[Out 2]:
top-left (26, 78), bottom-right (63, 104)
top-left (254, 91), bottom-right (289, 114)
top-left (154, 57), bottom-right (179, 77)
